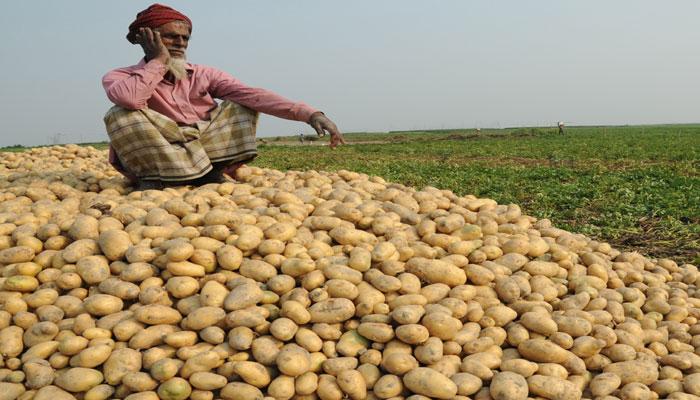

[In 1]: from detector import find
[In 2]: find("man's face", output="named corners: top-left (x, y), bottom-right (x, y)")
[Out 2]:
top-left (155, 21), bottom-right (191, 59)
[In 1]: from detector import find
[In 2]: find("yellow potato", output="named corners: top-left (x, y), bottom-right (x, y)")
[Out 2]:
top-left (54, 367), bottom-right (104, 392)
top-left (402, 368), bottom-right (458, 399)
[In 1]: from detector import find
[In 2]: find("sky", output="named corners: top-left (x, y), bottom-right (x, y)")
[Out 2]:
top-left (1, 1), bottom-right (699, 147)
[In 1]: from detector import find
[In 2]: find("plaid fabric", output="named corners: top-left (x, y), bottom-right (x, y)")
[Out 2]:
top-left (104, 101), bottom-right (258, 182)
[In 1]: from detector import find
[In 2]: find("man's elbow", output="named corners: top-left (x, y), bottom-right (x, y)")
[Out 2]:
top-left (106, 90), bottom-right (147, 110)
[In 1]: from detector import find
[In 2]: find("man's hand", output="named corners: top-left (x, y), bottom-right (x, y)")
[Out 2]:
top-left (309, 112), bottom-right (345, 149)
top-left (134, 27), bottom-right (170, 65)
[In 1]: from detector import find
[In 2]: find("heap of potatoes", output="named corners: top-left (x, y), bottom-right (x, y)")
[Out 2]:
top-left (0, 145), bottom-right (699, 400)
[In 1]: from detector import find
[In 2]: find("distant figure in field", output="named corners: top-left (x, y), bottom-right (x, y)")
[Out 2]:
top-left (299, 133), bottom-right (305, 144)
top-left (102, 4), bottom-right (344, 190)
top-left (476, 128), bottom-right (481, 135)
top-left (558, 121), bottom-right (565, 134)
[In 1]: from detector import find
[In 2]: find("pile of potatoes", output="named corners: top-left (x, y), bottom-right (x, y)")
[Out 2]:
top-left (0, 145), bottom-right (699, 400)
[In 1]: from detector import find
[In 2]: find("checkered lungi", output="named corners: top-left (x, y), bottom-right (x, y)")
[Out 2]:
top-left (104, 101), bottom-right (259, 182)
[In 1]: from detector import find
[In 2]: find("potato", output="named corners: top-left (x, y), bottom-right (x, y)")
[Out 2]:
top-left (527, 374), bottom-right (581, 400)
top-left (134, 304), bottom-right (182, 325)
top-left (358, 322), bottom-right (394, 343)
top-left (231, 361), bottom-right (271, 388)
top-left (405, 258), bottom-right (467, 287)
top-left (69, 344), bottom-right (112, 368)
top-left (165, 276), bottom-right (199, 298)
top-left (490, 371), bottom-right (528, 400)
top-left (103, 348), bottom-right (142, 385)
top-left (0, 382), bottom-right (26, 399)
top-left (150, 358), bottom-right (183, 382)
top-left (267, 375), bottom-right (295, 399)
top-left (451, 372), bottom-right (482, 396)
top-left (124, 392), bottom-right (159, 400)
top-left (84, 384), bottom-right (116, 400)
top-left (0, 326), bottom-right (24, 357)
top-left (54, 367), bottom-right (103, 392)
top-left (22, 358), bottom-right (53, 389)
top-left (167, 261), bottom-right (205, 277)
top-left (123, 371), bottom-right (158, 391)
top-left (381, 353), bottom-right (418, 375)
top-left (83, 294), bottom-right (124, 316)
top-left (519, 311), bottom-right (558, 335)
top-left (589, 372), bottom-right (622, 397)
top-left (98, 230), bottom-right (131, 261)
top-left (157, 377), bottom-right (192, 400)
top-left (337, 369), bottom-right (367, 400)
top-left (0, 246), bottom-right (35, 264)
top-left (373, 374), bottom-right (403, 398)
top-left (3, 275), bottom-right (39, 292)
top-left (189, 372), bottom-right (227, 390)
top-left (33, 385), bottom-right (75, 400)
top-left (220, 382), bottom-right (263, 400)
top-left (216, 245), bottom-right (243, 271)
top-left (74, 256), bottom-right (111, 284)
top-left (421, 312), bottom-right (461, 340)
top-left (395, 324), bottom-right (429, 344)
top-left (602, 359), bottom-right (659, 385)
top-left (295, 371), bottom-right (319, 395)
top-left (277, 344), bottom-right (311, 376)
top-left (182, 306), bottom-right (226, 330)
top-left (517, 339), bottom-right (571, 363)
top-left (224, 282), bottom-right (264, 311)
top-left (403, 368), bottom-right (458, 399)
top-left (309, 298), bottom-right (356, 323)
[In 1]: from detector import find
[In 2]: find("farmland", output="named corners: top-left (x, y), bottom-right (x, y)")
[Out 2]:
top-left (1, 124), bottom-right (697, 264)
top-left (256, 125), bottom-right (699, 264)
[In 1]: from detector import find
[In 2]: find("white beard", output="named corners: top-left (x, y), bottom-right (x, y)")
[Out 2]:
top-left (167, 57), bottom-right (188, 81)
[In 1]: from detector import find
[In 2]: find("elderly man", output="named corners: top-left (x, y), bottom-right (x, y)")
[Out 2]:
top-left (103, 4), bottom-right (343, 190)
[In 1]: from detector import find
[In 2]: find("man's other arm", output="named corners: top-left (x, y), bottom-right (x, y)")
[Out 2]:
top-left (102, 60), bottom-right (167, 110)
top-left (205, 67), bottom-right (318, 123)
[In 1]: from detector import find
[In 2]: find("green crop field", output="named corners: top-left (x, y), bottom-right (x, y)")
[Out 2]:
top-left (256, 125), bottom-right (700, 264)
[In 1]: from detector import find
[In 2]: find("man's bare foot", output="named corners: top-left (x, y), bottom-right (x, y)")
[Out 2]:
top-left (222, 162), bottom-right (246, 179)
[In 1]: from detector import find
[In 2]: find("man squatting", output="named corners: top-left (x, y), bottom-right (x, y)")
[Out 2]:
top-left (103, 4), bottom-right (344, 191)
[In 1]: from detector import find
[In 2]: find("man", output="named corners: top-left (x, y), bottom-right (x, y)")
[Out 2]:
top-left (103, 4), bottom-right (344, 190)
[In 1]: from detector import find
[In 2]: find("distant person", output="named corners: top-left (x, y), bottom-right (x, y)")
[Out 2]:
top-left (558, 121), bottom-right (565, 134)
top-left (102, 4), bottom-right (344, 190)
top-left (299, 132), bottom-right (305, 144)
top-left (476, 128), bottom-right (481, 135)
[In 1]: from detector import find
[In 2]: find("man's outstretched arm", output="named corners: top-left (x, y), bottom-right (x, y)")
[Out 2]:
top-left (206, 68), bottom-right (345, 147)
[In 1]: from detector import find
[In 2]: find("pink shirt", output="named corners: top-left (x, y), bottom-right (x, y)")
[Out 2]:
top-left (103, 59), bottom-right (318, 125)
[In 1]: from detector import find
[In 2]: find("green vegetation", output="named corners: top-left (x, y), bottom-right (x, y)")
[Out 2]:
top-left (257, 125), bottom-right (699, 264)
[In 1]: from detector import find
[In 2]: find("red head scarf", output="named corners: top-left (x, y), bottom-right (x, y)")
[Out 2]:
top-left (127, 4), bottom-right (192, 44)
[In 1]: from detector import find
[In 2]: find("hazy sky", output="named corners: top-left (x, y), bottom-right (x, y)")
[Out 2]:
top-left (1, 1), bottom-right (699, 147)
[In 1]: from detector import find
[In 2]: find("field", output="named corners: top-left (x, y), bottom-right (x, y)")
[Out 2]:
top-left (256, 125), bottom-right (699, 264)
top-left (2, 125), bottom-right (697, 264)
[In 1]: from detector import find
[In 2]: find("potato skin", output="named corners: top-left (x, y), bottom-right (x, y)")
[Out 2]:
top-left (527, 374), bottom-right (582, 400)
top-left (403, 368), bottom-right (458, 399)
top-left (490, 371), bottom-right (528, 400)
top-left (54, 367), bottom-right (104, 392)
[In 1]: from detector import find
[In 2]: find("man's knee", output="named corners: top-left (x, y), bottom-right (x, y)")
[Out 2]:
top-left (103, 106), bottom-right (147, 127)
top-left (218, 101), bottom-right (258, 121)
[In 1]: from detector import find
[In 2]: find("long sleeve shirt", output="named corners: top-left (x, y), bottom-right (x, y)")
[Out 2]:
top-left (102, 58), bottom-right (318, 125)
